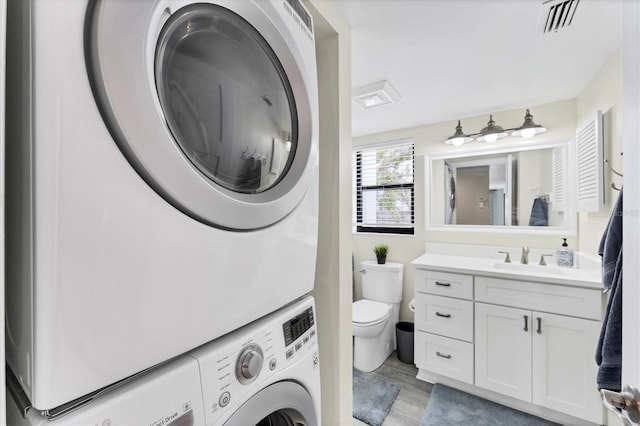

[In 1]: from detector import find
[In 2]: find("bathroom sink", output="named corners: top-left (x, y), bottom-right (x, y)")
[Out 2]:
top-left (492, 261), bottom-right (568, 275)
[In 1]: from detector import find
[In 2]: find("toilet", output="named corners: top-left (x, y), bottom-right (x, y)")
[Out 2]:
top-left (353, 260), bottom-right (404, 372)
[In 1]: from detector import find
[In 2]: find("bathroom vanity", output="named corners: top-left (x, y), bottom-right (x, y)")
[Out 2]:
top-left (412, 248), bottom-right (605, 425)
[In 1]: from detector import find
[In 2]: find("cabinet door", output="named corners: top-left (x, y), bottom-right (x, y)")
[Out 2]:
top-left (475, 303), bottom-right (532, 401)
top-left (532, 312), bottom-right (603, 424)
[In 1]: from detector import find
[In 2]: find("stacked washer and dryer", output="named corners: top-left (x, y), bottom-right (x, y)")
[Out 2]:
top-left (5, 0), bottom-right (321, 424)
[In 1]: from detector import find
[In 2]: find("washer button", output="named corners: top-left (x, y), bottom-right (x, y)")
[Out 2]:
top-left (286, 348), bottom-right (294, 359)
top-left (219, 391), bottom-right (231, 407)
top-left (269, 358), bottom-right (277, 371)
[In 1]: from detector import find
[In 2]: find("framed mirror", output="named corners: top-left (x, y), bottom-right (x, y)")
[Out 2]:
top-left (427, 140), bottom-right (577, 235)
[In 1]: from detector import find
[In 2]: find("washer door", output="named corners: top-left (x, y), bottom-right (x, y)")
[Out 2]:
top-left (224, 381), bottom-right (317, 425)
top-left (86, 0), bottom-right (317, 230)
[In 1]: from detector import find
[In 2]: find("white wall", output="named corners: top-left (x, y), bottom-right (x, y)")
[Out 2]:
top-left (353, 51), bottom-right (623, 323)
top-left (307, 1), bottom-right (353, 425)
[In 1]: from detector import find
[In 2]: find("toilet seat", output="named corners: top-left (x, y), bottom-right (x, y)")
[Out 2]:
top-left (353, 300), bottom-right (390, 326)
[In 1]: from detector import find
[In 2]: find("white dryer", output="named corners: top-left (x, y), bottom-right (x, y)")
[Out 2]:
top-left (7, 296), bottom-right (321, 426)
top-left (5, 0), bottom-right (319, 413)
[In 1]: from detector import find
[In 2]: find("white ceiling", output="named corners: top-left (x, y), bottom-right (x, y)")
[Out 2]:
top-left (331, 0), bottom-right (623, 137)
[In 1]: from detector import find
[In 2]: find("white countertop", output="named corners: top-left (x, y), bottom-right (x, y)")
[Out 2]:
top-left (411, 252), bottom-right (603, 289)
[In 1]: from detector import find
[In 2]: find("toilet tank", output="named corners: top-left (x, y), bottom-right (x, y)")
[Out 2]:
top-left (360, 260), bottom-right (404, 303)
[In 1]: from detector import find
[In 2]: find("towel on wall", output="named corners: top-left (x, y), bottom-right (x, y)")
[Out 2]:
top-left (595, 187), bottom-right (623, 391)
top-left (599, 188), bottom-right (623, 292)
top-left (528, 197), bottom-right (548, 226)
top-left (595, 248), bottom-right (623, 391)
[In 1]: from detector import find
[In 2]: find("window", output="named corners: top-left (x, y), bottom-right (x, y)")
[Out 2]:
top-left (353, 140), bottom-right (414, 234)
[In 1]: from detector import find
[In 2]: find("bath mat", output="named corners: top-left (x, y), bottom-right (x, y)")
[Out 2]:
top-left (352, 368), bottom-right (400, 426)
top-left (419, 384), bottom-right (562, 426)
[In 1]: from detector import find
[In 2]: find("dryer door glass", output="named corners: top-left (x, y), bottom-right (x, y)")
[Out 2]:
top-left (156, 4), bottom-right (297, 194)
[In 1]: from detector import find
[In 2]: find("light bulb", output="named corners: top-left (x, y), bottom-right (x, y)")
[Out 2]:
top-left (484, 133), bottom-right (498, 143)
top-left (520, 128), bottom-right (536, 138)
top-left (451, 137), bottom-right (465, 147)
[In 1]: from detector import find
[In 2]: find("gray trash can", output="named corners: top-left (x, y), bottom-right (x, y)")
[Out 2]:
top-left (396, 322), bottom-right (414, 364)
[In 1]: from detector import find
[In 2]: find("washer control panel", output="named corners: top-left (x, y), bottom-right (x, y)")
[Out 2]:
top-left (236, 343), bottom-right (264, 384)
top-left (282, 306), bottom-right (314, 347)
top-left (189, 297), bottom-right (318, 426)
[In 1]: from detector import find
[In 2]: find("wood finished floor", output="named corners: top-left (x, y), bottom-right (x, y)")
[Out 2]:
top-left (353, 351), bottom-right (432, 426)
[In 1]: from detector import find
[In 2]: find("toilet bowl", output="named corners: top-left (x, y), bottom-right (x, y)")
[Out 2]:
top-left (353, 299), bottom-right (390, 337)
top-left (353, 299), bottom-right (394, 371)
top-left (352, 261), bottom-right (404, 372)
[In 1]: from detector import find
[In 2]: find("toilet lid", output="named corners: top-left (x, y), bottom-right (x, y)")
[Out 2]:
top-left (353, 300), bottom-right (390, 324)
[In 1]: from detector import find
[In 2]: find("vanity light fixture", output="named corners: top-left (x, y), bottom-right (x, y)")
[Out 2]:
top-left (444, 109), bottom-right (547, 145)
top-left (444, 121), bottom-right (474, 146)
top-left (511, 109), bottom-right (547, 138)
top-left (476, 115), bottom-right (508, 143)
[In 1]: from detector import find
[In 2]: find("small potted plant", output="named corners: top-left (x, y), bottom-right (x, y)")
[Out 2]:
top-left (374, 244), bottom-right (388, 264)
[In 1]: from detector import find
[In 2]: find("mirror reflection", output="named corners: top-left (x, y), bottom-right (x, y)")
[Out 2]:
top-left (431, 145), bottom-right (568, 229)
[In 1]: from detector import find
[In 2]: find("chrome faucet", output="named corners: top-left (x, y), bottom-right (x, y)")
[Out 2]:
top-left (521, 246), bottom-right (530, 264)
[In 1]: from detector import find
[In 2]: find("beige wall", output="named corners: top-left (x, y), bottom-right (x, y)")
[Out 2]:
top-left (577, 50), bottom-right (624, 254)
top-left (307, 1), bottom-right (353, 425)
top-left (353, 51), bottom-right (623, 323)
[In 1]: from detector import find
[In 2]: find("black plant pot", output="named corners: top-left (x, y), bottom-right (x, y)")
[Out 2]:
top-left (376, 255), bottom-right (386, 264)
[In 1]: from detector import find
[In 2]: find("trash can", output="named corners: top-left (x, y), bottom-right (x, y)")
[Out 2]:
top-left (396, 322), bottom-right (414, 364)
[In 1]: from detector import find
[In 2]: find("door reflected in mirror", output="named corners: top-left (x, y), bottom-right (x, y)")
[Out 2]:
top-left (429, 142), bottom-right (576, 234)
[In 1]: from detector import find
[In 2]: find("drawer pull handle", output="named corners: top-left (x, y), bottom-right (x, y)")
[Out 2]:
top-left (436, 351), bottom-right (452, 359)
top-left (523, 315), bottom-right (528, 332)
top-left (435, 281), bottom-right (451, 287)
top-left (537, 317), bottom-right (542, 334)
top-left (435, 312), bottom-right (451, 318)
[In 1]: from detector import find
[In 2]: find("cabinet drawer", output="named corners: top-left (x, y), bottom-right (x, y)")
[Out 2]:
top-left (415, 269), bottom-right (473, 300)
top-left (475, 276), bottom-right (603, 320)
top-left (416, 294), bottom-right (473, 342)
top-left (415, 331), bottom-right (473, 384)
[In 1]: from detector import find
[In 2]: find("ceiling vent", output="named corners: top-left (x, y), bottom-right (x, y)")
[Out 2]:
top-left (540, 0), bottom-right (580, 34)
top-left (352, 81), bottom-right (401, 110)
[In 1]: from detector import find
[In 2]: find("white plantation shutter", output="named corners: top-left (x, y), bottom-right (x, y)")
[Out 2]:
top-left (551, 145), bottom-right (566, 212)
top-left (353, 140), bottom-right (414, 233)
top-left (576, 111), bottom-right (604, 212)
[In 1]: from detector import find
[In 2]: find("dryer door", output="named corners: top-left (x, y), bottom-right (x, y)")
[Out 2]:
top-left (86, 0), bottom-right (318, 230)
top-left (223, 381), bottom-right (318, 425)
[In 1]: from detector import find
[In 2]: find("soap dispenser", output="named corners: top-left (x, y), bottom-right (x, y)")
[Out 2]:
top-left (556, 238), bottom-right (574, 267)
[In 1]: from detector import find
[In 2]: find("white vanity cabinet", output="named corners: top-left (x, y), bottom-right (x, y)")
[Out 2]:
top-left (414, 268), bottom-right (605, 425)
top-left (475, 303), bottom-right (602, 422)
top-left (414, 270), bottom-right (474, 384)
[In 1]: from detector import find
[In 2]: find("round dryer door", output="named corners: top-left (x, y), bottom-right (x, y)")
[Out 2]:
top-left (223, 381), bottom-right (318, 425)
top-left (86, 0), bottom-right (318, 230)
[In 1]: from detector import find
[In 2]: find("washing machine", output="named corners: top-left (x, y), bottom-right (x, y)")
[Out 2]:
top-left (7, 355), bottom-right (208, 425)
top-left (5, 0), bottom-right (319, 413)
top-left (7, 296), bottom-right (321, 426)
top-left (188, 295), bottom-right (321, 425)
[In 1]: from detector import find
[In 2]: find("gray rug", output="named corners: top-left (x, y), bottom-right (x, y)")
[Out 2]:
top-left (353, 368), bottom-right (400, 426)
top-left (420, 384), bottom-right (562, 426)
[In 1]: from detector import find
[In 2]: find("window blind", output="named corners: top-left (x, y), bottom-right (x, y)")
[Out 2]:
top-left (353, 141), bottom-right (414, 234)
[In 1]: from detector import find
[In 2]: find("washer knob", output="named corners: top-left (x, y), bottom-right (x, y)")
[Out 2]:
top-left (236, 344), bottom-right (264, 384)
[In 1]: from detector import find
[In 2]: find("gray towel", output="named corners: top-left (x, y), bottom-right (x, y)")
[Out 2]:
top-left (595, 187), bottom-right (623, 391)
top-left (599, 188), bottom-right (623, 292)
top-left (595, 248), bottom-right (622, 391)
top-left (528, 197), bottom-right (548, 226)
